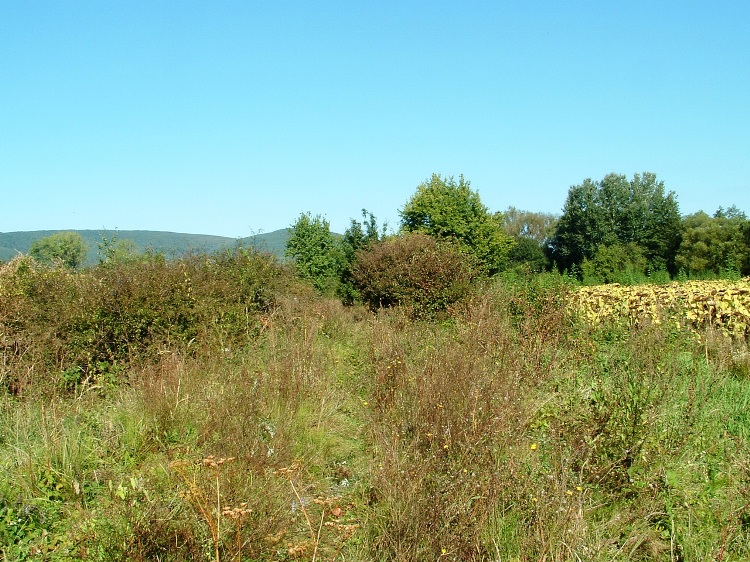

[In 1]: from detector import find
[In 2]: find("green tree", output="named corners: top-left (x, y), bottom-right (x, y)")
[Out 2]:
top-left (338, 210), bottom-right (388, 303)
top-left (501, 207), bottom-right (558, 244)
top-left (285, 213), bottom-right (343, 293)
top-left (501, 207), bottom-right (557, 272)
top-left (97, 234), bottom-right (142, 265)
top-left (507, 237), bottom-right (550, 273)
top-left (29, 231), bottom-right (88, 268)
top-left (340, 209), bottom-right (388, 264)
top-left (550, 172), bottom-right (681, 275)
top-left (675, 207), bottom-right (750, 276)
top-left (400, 174), bottom-right (515, 274)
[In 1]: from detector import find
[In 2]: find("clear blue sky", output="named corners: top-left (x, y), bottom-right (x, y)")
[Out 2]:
top-left (2, 1), bottom-right (748, 237)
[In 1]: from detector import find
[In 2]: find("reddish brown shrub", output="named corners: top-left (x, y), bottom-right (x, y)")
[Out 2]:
top-left (351, 232), bottom-right (478, 318)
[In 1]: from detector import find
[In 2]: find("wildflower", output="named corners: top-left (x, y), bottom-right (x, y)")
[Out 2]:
top-left (530, 443), bottom-right (538, 451)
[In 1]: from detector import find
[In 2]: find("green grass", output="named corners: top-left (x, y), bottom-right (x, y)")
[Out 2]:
top-left (1, 256), bottom-right (749, 560)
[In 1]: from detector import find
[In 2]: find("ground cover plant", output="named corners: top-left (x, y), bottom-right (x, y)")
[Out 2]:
top-left (1, 249), bottom-right (749, 560)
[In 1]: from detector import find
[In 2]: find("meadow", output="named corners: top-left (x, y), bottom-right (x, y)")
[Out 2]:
top-left (1, 251), bottom-right (749, 561)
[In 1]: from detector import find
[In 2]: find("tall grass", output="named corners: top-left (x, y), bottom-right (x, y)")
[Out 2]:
top-left (1, 256), bottom-right (748, 560)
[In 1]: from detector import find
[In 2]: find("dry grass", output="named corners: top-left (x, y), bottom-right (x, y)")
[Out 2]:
top-left (1, 259), bottom-right (749, 560)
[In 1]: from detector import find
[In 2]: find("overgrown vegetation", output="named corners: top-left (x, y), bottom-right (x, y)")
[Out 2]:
top-left (0, 248), bottom-right (284, 396)
top-left (2, 173), bottom-right (750, 560)
top-left (1, 243), bottom-right (749, 560)
top-left (351, 232), bottom-right (478, 318)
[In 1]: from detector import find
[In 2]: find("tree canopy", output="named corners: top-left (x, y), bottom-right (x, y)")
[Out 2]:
top-left (501, 207), bottom-right (557, 244)
top-left (400, 174), bottom-right (514, 274)
top-left (500, 207), bottom-right (557, 272)
top-left (29, 231), bottom-right (88, 269)
top-left (285, 213), bottom-right (343, 293)
top-left (549, 172), bottom-right (681, 275)
top-left (97, 234), bottom-right (143, 266)
top-left (675, 207), bottom-right (750, 276)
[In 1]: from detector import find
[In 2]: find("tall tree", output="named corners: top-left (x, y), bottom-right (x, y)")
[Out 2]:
top-left (675, 207), bottom-right (750, 276)
top-left (501, 207), bottom-right (557, 272)
top-left (501, 207), bottom-right (558, 244)
top-left (549, 172), bottom-right (681, 275)
top-left (285, 213), bottom-right (343, 293)
top-left (29, 231), bottom-right (88, 269)
top-left (400, 174), bottom-right (515, 274)
top-left (340, 209), bottom-right (387, 264)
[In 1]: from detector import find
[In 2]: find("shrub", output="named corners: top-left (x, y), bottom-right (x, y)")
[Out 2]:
top-left (351, 233), bottom-right (478, 318)
top-left (0, 248), bottom-right (288, 396)
top-left (580, 242), bottom-right (648, 285)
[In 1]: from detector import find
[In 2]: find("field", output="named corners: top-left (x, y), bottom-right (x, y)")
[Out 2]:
top-left (1, 254), bottom-right (749, 561)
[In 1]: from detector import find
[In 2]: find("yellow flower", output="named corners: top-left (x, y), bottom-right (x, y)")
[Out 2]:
top-left (530, 443), bottom-right (538, 451)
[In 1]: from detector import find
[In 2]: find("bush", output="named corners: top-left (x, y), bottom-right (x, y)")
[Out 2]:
top-left (580, 242), bottom-right (648, 284)
top-left (351, 233), bottom-right (478, 318)
top-left (400, 174), bottom-right (515, 274)
top-left (0, 249), bottom-right (288, 396)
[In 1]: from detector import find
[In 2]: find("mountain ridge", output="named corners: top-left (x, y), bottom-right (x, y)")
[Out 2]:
top-left (0, 229), bottom-right (291, 264)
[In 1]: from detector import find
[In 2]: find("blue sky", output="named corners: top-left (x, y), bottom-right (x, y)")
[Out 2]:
top-left (2, 1), bottom-right (748, 237)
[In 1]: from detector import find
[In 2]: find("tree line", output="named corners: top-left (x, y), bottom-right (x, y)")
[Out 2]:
top-left (286, 172), bottom-right (750, 312)
top-left (19, 171), bottom-right (750, 305)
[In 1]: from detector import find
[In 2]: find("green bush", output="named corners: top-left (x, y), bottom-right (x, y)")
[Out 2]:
top-left (351, 232), bottom-right (478, 318)
top-left (0, 249), bottom-right (287, 396)
top-left (580, 242), bottom-right (648, 284)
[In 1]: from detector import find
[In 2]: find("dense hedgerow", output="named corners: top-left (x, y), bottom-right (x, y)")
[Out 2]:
top-left (0, 248), bottom-right (288, 396)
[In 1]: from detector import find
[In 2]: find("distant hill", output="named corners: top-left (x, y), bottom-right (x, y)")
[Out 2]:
top-left (0, 229), bottom-right (291, 264)
top-left (237, 229), bottom-right (291, 257)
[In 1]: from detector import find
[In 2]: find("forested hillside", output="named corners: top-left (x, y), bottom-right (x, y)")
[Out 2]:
top-left (0, 229), bottom-right (290, 264)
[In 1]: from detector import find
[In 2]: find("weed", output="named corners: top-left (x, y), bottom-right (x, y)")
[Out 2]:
top-left (2, 251), bottom-right (750, 559)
